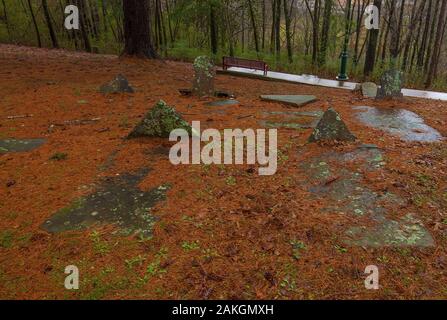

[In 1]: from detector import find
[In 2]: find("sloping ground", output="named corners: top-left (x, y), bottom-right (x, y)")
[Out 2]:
top-left (0, 44), bottom-right (447, 299)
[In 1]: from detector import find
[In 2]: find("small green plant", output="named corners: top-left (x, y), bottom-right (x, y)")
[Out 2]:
top-left (125, 255), bottom-right (146, 269)
top-left (0, 230), bottom-right (14, 248)
top-left (334, 244), bottom-right (348, 254)
top-left (181, 240), bottom-right (200, 251)
top-left (202, 248), bottom-right (219, 260)
top-left (49, 152), bottom-right (68, 161)
top-left (225, 176), bottom-right (236, 186)
top-left (290, 240), bottom-right (306, 260)
top-left (119, 116), bottom-right (130, 128)
top-left (90, 231), bottom-right (110, 255)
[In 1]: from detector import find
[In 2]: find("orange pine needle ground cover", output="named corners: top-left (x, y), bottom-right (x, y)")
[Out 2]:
top-left (0, 44), bottom-right (446, 299)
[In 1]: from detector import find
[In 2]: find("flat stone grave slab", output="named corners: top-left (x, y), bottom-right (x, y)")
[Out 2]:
top-left (0, 138), bottom-right (46, 153)
top-left (260, 95), bottom-right (317, 107)
top-left (361, 82), bottom-right (378, 98)
top-left (205, 99), bottom-right (240, 107)
top-left (41, 169), bottom-right (169, 237)
top-left (299, 145), bottom-right (433, 247)
top-left (259, 110), bottom-right (323, 129)
top-left (353, 106), bottom-right (443, 143)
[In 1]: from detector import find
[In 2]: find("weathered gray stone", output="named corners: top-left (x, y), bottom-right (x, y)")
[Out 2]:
top-left (41, 169), bottom-right (169, 237)
top-left (376, 69), bottom-right (404, 99)
top-left (206, 99), bottom-right (239, 107)
top-left (0, 138), bottom-right (46, 153)
top-left (100, 74), bottom-right (134, 94)
top-left (299, 147), bottom-right (434, 247)
top-left (361, 82), bottom-right (378, 98)
top-left (308, 107), bottom-right (356, 143)
top-left (353, 106), bottom-right (443, 142)
top-left (260, 95), bottom-right (317, 107)
top-left (192, 56), bottom-right (215, 97)
top-left (128, 100), bottom-right (192, 138)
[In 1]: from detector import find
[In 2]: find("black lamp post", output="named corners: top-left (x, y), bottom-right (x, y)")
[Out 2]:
top-left (337, 0), bottom-right (352, 81)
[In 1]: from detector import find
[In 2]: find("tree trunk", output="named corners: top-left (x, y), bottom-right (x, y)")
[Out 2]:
top-left (209, 1), bottom-right (218, 55)
top-left (283, 0), bottom-right (294, 63)
top-left (27, 0), bottom-right (42, 48)
top-left (42, 0), bottom-right (59, 48)
top-left (426, 0), bottom-right (447, 87)
top-left (275, 0), bottom-right (281, 58)
top-left (247, 0), bottom-right (260, 54)
top-left (1, 0), bottom-right (11, 40)
top-left (363, 0), bottom-right (382, 76)
top-left (424, 0), bottom-right (441, 72)
top-left (75, 0), bottom-right (92, 52)
top-left (417, 0), bottom-right (433, 68)
top-left (122, 0), bottom-right (157, 58)
top-left (318, 0), bottom-right (332, 66)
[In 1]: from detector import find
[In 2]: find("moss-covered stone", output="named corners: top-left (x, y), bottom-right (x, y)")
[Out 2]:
top-left (99, 74), bottom-right (134, 94)
top-left (376, 69), bottom-right (403, 99)
top-left (128, 100), bottom-right (192, 138)
top-left (192, 56), bottom-right (215, 97)
top-left (308, 107), bottom-right (356, 143)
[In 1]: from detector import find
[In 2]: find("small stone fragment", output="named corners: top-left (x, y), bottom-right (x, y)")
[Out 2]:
top-left (99, 74), bottom-right (134, 94)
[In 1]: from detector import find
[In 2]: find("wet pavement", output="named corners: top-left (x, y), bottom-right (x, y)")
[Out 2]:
top-left (222, 67), bottom-right (447, 101)
top-left (353, 106), bottom-right (443, 143)
top-left (41, 169), bottom-right (169, 237)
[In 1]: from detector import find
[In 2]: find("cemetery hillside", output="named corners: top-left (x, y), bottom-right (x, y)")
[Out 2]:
top-left (1, 0), bottom-right (447, 303)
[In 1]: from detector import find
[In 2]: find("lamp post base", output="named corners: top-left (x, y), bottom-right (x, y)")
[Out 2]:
top-left (336, 75), bottom-right (349, 81)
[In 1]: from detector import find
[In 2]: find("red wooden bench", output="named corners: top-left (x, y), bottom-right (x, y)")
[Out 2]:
top-left (222, 56), bottom-right (268, 76)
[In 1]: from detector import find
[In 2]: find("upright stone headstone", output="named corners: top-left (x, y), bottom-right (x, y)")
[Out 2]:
top-left (361, 82), bottom-right (378, 98)
top-left (100, 74), bottom-right (134, 94)
top-left (128, 100), bottom-right (192, 138)
top-left (192, 56), bottom-right (215, 97)
top-left (308, 107), bottom-right (356, 143)
top-left (376, 70), bottom-right (403, 99)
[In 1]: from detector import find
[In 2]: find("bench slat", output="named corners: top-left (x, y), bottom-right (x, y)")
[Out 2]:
top-left (222, 56), bottom-right (268, 76)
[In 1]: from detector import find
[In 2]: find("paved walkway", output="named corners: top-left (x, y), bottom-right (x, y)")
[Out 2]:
top-left (221, 67), bottom-right (447, 101)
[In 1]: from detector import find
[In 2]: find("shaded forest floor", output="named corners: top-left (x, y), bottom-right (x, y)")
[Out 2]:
top-left (1, 44), bottom-right (447, 300)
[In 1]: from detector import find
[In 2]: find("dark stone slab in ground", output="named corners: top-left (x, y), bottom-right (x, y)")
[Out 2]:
top-left (205, 99), bottom-right (240, 107)
top-left (260, 95), bottom-right (317, 107)
top-left (260, 110), bottom-right (323, 130)
top-left (179, 89), bottom-right (235, 99)
top-left (308, 107), bottom-right (356, 143)
top-left (41, 169), bottom-right (169, 237)
top-left (99, 74), bottom-right (134, 94)
top-left (0, 138), bottom-right (46, 153)
top-left (353, 106), bottom-right (443, 143)
top-left (299, 145), bottom-right (433, 247)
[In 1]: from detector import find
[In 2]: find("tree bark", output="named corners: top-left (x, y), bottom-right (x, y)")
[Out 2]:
top-left (122, 0), bottom-right (157, 58)
top-left (426, 0), bottom-right (447, 87)
top-left (42, 0), bottom-right (59, 48)
top-left (363, 0), bottom-right (382, 76)
top-left (283, 0), bottom-right (294, 63)
top-left (318, 0), bottom-right (332, 66)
